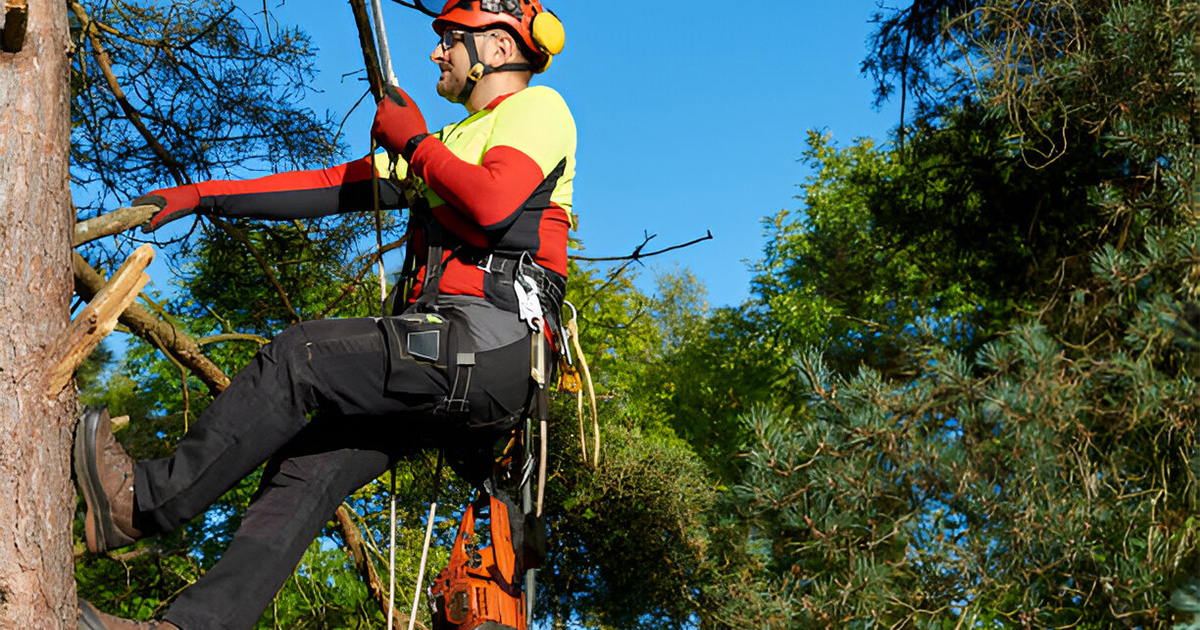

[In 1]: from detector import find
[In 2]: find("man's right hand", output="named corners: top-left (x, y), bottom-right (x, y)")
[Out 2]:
top-left (134, 185), bottom-right (202, 232)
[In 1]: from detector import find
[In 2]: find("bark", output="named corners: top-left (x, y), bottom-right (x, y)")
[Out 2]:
top-left (0, 0), bottom-right (76, 627)
top-left (1194, 24), bottom-right (1199, 224)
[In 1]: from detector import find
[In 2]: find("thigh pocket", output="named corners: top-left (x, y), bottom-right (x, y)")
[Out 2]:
top-left (378, 313), bottom-right (456, 397)
top-left (380, 313), bottom-right (450, 365)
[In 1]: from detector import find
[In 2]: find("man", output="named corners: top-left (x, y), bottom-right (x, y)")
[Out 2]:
top-left (75, 1), bottom-right (573, 628)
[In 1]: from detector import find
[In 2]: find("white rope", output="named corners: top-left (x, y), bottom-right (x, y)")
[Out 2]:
top-left (408, 453), bottom-right (444, 629)
top-left (408, 500), bottom-right (438, 630)
top-left (386, 465), bottom-right (399, 629)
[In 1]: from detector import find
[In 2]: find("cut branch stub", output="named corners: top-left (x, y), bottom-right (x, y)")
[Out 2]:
top-left (74, 204), bottom-right (158, 246)
top-left (1, 0), bottom-right (28, 52)
top-left (45, 245), bottom-right (155, 396)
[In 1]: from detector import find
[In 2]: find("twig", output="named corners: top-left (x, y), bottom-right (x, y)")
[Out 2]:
top-left (571, 230), bottom-right (713, 262)
top-left (318, 237), bottom-right (408, 318)
top-left (197, 333), bottom-right (270, 346)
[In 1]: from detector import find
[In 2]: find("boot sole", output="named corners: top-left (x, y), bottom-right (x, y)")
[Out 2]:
top-left (73, 407), bottom-right (134, 553)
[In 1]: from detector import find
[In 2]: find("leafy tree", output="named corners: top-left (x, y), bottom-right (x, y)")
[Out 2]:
top-left (700, 0), bottom-right (1200, 627)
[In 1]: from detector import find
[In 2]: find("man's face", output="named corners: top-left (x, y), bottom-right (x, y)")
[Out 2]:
top-left (431, 28), bottom-right (472, 102)
top-left (431, 28), bottom-right (506, 103)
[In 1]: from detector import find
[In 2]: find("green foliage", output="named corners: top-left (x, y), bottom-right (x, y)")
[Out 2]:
top-left (705, 0), bottom-right (1200, 627)
top-left (540, 422), bottom-right (714, 630)
top-left (708, 313), bottom-right (1196, 627)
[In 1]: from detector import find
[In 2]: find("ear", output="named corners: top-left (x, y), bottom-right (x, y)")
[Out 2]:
top-left (491, 31), bottom-right (520, 65)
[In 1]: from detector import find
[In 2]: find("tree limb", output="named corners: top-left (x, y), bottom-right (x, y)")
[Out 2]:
top-left (72, 252), bottom-right (231, 393)
top-left (347, 0), bottom-right (385, 100)
top-left (74, 204), bottom-right (158, 246)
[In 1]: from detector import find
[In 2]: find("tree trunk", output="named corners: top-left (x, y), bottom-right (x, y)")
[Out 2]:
top-left (0, 0), bottom-right (77, 627)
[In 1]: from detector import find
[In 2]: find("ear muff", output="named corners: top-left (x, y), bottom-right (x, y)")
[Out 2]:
top-left (531, 11), bottom-right (564, 56)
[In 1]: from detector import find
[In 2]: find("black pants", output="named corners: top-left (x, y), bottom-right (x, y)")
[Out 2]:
top-left (130, 316), bottom-right (531, 630)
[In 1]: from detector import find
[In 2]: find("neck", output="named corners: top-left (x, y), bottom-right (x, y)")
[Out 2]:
top-left (464, 73), bottom-right (531, 113)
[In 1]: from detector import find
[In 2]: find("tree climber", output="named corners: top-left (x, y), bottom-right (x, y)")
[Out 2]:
top-left (74, 1), bottom-right (572, 628)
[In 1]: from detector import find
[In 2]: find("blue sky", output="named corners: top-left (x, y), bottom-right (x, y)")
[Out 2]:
top-left (257, 0), bottom-right (901, 307)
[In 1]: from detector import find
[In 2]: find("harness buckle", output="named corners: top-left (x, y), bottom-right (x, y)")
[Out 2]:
top-left (476, 253), bottom-right (496, 274)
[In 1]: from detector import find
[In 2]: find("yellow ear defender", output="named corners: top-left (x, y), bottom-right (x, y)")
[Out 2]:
top-left (531, 10), bottom-right (565, 56)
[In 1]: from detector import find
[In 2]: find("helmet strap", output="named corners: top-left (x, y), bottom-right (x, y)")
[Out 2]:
top-left (453, 31), bottom-right (534, 105)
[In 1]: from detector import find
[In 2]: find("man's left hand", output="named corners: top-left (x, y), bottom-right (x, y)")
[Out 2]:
top-left (372, 85), bottom-right (430, 161)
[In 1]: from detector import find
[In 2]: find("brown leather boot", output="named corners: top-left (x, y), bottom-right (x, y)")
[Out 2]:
top-left (73, 407), bottom-right (142, 553)
top-left (78, 598), bottom-right (178, 630)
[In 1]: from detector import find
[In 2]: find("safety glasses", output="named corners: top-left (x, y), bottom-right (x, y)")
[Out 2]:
top-left (438, 29), bottom-right (499, 52)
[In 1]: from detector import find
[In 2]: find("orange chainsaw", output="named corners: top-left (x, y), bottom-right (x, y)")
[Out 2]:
top-left (429, 491), bottom-right (530, 630)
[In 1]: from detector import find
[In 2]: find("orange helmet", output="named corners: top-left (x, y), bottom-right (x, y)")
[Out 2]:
top-left (433, 0), bottom-right (564, 73)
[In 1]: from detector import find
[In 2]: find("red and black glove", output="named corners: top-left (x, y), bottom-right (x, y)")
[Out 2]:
top-left (134, 184), bottom-right (202, 232)
top-left (371, 84), bottom-right (431, 162)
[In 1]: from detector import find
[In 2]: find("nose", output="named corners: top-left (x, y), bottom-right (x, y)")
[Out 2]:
top-left (430, 43), bottom-right (446, 63)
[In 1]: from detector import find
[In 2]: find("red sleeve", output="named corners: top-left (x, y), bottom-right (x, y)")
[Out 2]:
top-left (409, 138), bottom-right (545, 232)
top-left (194, 157), bottom-right (405, 220)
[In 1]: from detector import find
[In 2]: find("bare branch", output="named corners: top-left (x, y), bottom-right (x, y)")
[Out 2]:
top-left (348, 0), bottom-right (385, 101)
top-left (571, 230), bottom-right (713, 263)
top-left (573, 231), bottom-right (713, 311)
top-left (69, 0), bottom-right (189, 185)
top-left (74, 204), bottom-right (158, 246)
top-left (43, 245), bottom-right (154, 396)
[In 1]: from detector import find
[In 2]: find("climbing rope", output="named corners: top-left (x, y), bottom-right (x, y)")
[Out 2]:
top-left (361, 0), bottom-right (401, 623)
top-left (408, 452), bottom-right (443, 630)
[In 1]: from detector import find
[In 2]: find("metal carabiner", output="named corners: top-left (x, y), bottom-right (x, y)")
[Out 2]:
top-left (560, 299), bottom-right (578, 366)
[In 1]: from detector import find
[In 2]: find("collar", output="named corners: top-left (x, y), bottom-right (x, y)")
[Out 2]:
top-left (483, 92), bottom-right (519, 111)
